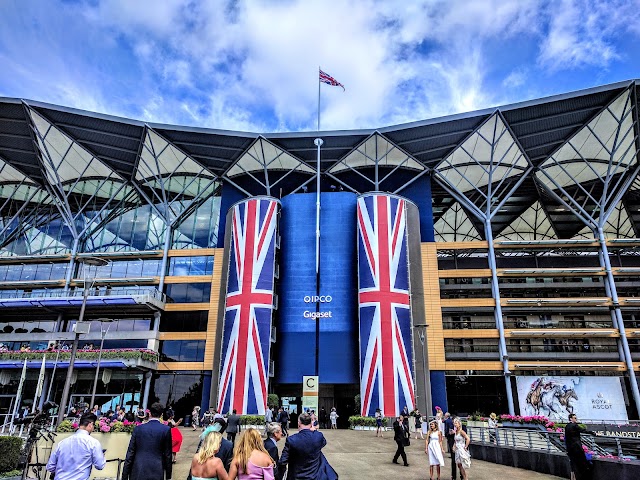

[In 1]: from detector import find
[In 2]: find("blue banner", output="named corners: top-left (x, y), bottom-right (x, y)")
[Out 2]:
top-left (276, 192), bottom-right (358, 384)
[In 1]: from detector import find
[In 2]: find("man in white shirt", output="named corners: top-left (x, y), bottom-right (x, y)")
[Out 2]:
top-left (47, 413), bottom-right (105, 480)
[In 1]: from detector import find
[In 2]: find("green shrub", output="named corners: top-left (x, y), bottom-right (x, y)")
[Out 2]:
top-left (56, 420), bottom-right (75, 432)
top-left (0, 469), bottom-right (21, 478)
top-left (0, 436), bottom-right (23, 473)
top-left (267, 394), bottom-right (279, 407)
top-left (240, 415), bottom-right (265, 426)
top-left (348, 415), bottom-right (386, 428)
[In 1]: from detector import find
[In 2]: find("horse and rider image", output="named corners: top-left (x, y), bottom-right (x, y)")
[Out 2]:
top-left (525, 377), bottom-right (579, 417)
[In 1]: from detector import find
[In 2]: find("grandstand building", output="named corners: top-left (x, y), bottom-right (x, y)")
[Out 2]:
top-left (0, 79), bottom-right (639, 421)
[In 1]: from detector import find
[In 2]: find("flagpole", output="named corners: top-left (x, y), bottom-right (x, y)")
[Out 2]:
top-left (46, 349), bottom-right (60, 402)
top-left (10, 359), bottom-right (27, 432)
top-left (315, 68), bottom-right (323, 377)
top-left (317, 66), bottom-right (321, 131)
top-left (33, 355), bottom-right (46, 412)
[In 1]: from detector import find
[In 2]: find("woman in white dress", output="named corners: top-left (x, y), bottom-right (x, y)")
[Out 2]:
top-left (425, 420), bottom-right (445, 480)
top-left (421, 414), bottom-right (429, 438)
top-left (408, 410), bottom-right (416, 434)
top-left (330, 407), bottom-right (338, 429)
top-left (435, 410), bottom-right (445, 450)
top-left (453, 418), bottom-right (471, 480)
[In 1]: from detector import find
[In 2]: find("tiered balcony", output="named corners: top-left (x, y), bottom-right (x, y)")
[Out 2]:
top-left (0, 347), bottom-right (159, 369)
top-left (0, 287), bottom-right (166, 311)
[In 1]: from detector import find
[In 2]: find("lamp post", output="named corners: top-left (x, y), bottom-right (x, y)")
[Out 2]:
top-left (56, 257), bottom-right (109, 425)
top-left (414, 323), bottom-right (433, 419)
top-left (89, 318), bottom-right (114, 409)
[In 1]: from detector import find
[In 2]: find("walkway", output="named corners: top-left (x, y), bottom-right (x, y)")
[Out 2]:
top-left (173, 427), bottom-right (565, 480)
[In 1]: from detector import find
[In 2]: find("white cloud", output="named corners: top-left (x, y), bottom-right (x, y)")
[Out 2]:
top-left (0, 0), bottom-right (638, 135)
top-left (537, 0), bottom-right (640, 71)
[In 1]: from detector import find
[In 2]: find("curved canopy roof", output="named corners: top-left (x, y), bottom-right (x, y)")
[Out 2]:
top-left (0, 79), bottom-right (638, 240)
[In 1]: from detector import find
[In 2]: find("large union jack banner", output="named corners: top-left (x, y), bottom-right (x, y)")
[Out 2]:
top-left (218, 197), bottom-right (278, 415)
top-left (358, 194), bottom-right (416, 417)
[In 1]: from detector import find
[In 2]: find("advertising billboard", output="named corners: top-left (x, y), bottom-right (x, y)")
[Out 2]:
top-left (516, 376), bottom-right (628, 421)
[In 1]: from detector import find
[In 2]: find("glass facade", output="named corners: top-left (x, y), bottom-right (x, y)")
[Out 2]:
top-left (0, 263), bottom-right (68, 281)
top-left (168, 256), bottom-right (214, 276)
top-left (79, 258), bottom-right (163, 278)
top-left (165, 283), bottom-right (211, 303)
top-left (150, 371), bottom-right (204, 419)
top-left (159, 340), bottom-right (206, 362)
top-left (66, 318), bottom-right (153, 333)
top-left (159, 311), bottom-right (208, 332)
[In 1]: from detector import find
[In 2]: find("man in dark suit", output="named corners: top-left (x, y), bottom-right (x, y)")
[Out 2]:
top-left (122, 402), bottom-right (172, 480)
top-left (279, 412), bottom-right (327, 479)
top-left (188, 418), bottom-right (234, 480)
top-left (264, 422), bottom-right (284, 479)
top-left (392, 415), bottom-right (409, 467)
top-left (565, 414), bottom-right (593, 480)
top-left (212, 418), bottom-right (234, 471)
top-left (277, 407), bottom-right (290, 436)
top-left (226, 409), bottom-right (240, 444)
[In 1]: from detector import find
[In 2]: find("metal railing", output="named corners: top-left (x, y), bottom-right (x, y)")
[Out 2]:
top-left (468, 426), bottom-right (640, 461)
top-left (468, 426), bottom-right (565, 453)
top-left (0, 287), bottom-right (166, 303)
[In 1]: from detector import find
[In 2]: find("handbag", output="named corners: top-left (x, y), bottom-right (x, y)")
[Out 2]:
top-left (403, 437), bottom-right (411, 447)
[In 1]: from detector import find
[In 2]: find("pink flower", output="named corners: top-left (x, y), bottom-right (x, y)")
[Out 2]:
top-left (72, 423), bottom-right (79, 429)
top-left (100, 424), bottom-right (111, 432)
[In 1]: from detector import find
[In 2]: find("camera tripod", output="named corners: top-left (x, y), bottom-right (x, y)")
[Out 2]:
top-left (19, 415), bottom-right (56, 480)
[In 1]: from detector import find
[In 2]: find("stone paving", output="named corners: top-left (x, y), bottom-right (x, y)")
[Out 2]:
top-left (173, 427), bottom-right (565, 480)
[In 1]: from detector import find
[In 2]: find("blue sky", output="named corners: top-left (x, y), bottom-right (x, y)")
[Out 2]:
top-left (1, 0), bottom-right (639, 133)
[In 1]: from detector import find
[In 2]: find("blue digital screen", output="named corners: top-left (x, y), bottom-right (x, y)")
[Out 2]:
top-left (275, 192), bottom-right (358, 384)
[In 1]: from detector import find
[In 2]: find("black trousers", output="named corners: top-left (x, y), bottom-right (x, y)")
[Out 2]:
top-left (568, 449), bottom-right (593, 480)
top-left (280, 421), bottom-right (288, 436)
top-left (447, 435), bottom-right (457, 479)
top-left (227, 432), bottom-right (236, 444)
top-left (393, 440), bottom-right (408, 465)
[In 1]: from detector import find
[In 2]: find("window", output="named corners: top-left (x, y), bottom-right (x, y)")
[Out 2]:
top-left (159, 340), bottom-right (206, 362)
top-left (79, 259), bottom-right (162, 279)
top-left (168, 256), bottom-right (214, 276)
top-left (159, 312), bottom-right (208, 332)
top-left (165, 283), bottom-right (211, 303)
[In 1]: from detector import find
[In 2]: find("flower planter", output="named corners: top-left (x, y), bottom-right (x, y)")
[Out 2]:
top-left (500, 421), bottom-right (547, 430)
top-left (38, 432), bottom-right (131, 479)
top-left (241, 424), bottom-right (264, 430)
top-left (467, 420), bottom-right (488, 428)
top-left (500, 421), bottom-right (520, 428)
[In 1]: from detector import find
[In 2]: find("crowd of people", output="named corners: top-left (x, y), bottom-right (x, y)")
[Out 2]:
top-left (48, 402), bottom-right (338, 480)
top-left (388, 406), bottom-right (470, 480)
top-left (46, 400), bottom-right (597, 480)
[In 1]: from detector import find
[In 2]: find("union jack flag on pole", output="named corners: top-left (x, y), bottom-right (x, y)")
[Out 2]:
top-left (358, 194), bottom-right (416, 417)
top-left (218, 197), bottom-right (279, 415)
top-left (319, 69), bottom-right (345, 90)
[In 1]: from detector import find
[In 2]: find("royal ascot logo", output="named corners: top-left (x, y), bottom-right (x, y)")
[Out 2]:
top-left (592, 391), bottom-right (612, 410)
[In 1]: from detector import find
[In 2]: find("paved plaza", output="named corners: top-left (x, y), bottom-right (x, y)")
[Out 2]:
top-left (173, 427), bottom-right (564, 480)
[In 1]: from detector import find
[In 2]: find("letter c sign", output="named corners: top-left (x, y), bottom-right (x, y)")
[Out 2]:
top-left (302, 375), bottom-right (319, 394)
